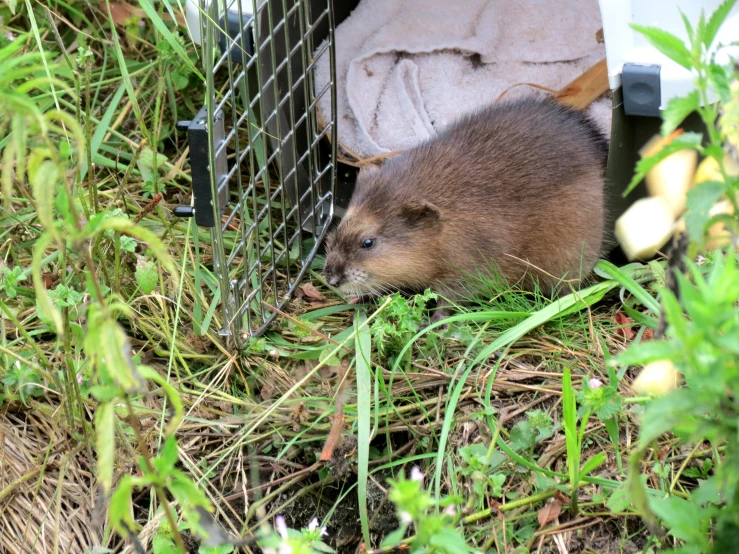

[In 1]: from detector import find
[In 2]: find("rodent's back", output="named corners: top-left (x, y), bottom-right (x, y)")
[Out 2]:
top-left (346, 96), bottom-right (609, 294)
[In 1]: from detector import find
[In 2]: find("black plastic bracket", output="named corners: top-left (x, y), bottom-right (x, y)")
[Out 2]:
top-left (622, 63), bottom-right (662, 117)
top-left (172, 106), bottom-right (229, 227)
top-left (219, 10), bottom-right (255, 65)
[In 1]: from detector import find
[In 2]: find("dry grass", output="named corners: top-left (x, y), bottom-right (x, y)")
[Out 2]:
top-left (0, 410), bottom-right (102, 553)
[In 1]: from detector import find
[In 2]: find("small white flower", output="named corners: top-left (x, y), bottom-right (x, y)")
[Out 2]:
top-left (279, 543), bottom-right (293, 554)
top-left (308, 517), bottom-right (328, 536)
top-left (410, 466), bottom-right (424, 483)
top-left (444, 504), bottom-right (456, 517)
top-left (589, 378), bottom-right (603, 389)
top-left (276, 515), bottom-right (289, 540)
top-left (400, 511), bottom-right (413, 525)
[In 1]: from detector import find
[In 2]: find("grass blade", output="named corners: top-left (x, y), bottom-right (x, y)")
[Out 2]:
top-left (562, 367), bottom-right (580, 513)
top-left (595, 260), bottom-right (661, 315)
top-left (580, 452), bottom-right (607, 477)
top-left (355, 311), bottom-right (372, 547)
top-left (431, 279), bottom-right (616, 500)
top-left (105, 1), bottom-right (148, 136)
top-left (137, 0), bottom-right (203, 80)
top-left (81, 80), bottom-right (126, 182)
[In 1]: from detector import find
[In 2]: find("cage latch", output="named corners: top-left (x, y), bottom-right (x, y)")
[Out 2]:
top-left (172, 105), bottom-right (229, 227)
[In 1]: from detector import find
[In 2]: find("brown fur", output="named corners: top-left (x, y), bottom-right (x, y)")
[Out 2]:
top-left (323, 96), bottom-right (609, 312)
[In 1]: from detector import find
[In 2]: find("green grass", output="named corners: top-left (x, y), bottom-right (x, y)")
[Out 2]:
top-left (1, 2), bottom-right (734, 554)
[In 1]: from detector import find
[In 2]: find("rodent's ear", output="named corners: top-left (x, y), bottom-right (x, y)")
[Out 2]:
top-left (399, 200), bottom-right (441, 228)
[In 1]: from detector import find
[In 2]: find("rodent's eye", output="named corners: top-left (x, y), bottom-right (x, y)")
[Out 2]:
top-left (361, 238), bottom-right (375, 249)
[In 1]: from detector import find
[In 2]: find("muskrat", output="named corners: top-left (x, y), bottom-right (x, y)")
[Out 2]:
top-left (323, 96), bottom-right (609, 323)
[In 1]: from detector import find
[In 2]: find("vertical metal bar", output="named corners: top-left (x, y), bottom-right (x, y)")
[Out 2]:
top-left (237, 0), bottom-right (260, 335)
top-left (251, 0), bottom-right (275, 328)
top-left (204, 0), bottom-right (235, 337)
top-left (221, 0), bottom-right (247, 337)
top-left (281, 0), bottom-right (305, 265)
top-left (327, 0), bottom-right (338, 215)
top-left (263, 2), bottom-right (286, 312)
top-left (301, 0), bottom-right (319, 241)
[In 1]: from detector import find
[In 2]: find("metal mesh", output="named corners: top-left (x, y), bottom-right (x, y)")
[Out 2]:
top-left (198, 0), bottom-right (337, 343)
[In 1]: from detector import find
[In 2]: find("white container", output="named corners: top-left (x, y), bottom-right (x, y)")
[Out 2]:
top-left (598, 0), bottom-right (739, 110)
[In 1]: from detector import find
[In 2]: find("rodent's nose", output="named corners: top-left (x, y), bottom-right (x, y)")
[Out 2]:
top-left (323, 265), bottom-right (339, 287)
top-left (323, 255), bottom-right (344, 287)
top-left (325, 271), bottom-right (340, 287)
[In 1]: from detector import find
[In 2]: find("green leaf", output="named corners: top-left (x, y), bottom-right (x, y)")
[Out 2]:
top-left (355, 310), bottom-right (372, 547)
top-left (691, 475), bottom-right (720, 507)
top-left (616, 340), bottom-right (678, 366)
top-left (29, 156), bottom-right (59, 233)
top-left (32, 232), bottom-right (63, 333)
top-left (98, 217), bottom-right (178, 279)
top-left (168, 472), bottom-right (211, 511)
top-left (580, 452), bottom-right (607, 476)
top-left (135, 258), bottom-right (158, 294)
top-left (679, 9), bottom-right (695, 45)
top-left (638, 389), bottom-right (700, 448)
top-left (380, 526), bottom-right (407, 549)
top-left (137, 365), bottom-right (184, 436)
top-left (310, 540), bottom-right (335, 554)
top-left (95, 402), bottom-right (116, 496)
top-left (96, 319), bottom-right (143, 393)
top-left (509, 419), bottom-right (534, 452)
top-left (630, 24), bottom-right (693, 69)
top-left (660, 287), bottom-right (688, 340)
top-left (704, 0), bottom-right (738, 48)
top-left (606, 481), bottom-right (632, 512)
top-left (428, 527), bottom-right (473, 554)
top-left (136, 147), bottom-right (167, 184)
top-left (685, 180), bottom-right (728, 245)
top-left (661, 91), bottom-right (700, 136)
top-left (649, 495), bottom-right (707, 543)
top-left (109, 476), bottom-right (137, 536)
top-left (159, 435), bottom-right (179, 472)
top-left (199, 545), bottom-right (234, 554)
top-left (120, 235), bottom-right (137, 254)
top-left (152, 535), bottom-right (179, 554)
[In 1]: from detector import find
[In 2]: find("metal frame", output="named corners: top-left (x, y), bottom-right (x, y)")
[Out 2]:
top-left (176, 0), bottom-right (337, 344)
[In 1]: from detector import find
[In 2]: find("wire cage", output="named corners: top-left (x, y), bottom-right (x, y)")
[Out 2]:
top-left (176, 0), bottom-right (339, 344)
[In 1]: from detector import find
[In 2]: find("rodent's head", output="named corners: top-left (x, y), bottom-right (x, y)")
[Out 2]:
top-left (323, 194), bottom-right (443, 297)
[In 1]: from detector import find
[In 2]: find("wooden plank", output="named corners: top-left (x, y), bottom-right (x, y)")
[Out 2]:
top-left (554, 58), bottom-right (609, 111)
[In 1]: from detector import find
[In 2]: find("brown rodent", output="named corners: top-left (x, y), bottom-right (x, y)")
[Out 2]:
top-left (323, 96), bottom-right (609, 322)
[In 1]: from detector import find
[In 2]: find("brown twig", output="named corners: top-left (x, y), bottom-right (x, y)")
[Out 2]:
top-left (319, 358), bottom-right (351, 461)
top-left (133, 192), bottom-right (163, 224)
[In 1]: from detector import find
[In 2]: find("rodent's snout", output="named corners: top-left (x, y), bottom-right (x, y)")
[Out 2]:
top-left (322, 257), bottom-right (343, 287)
top-left (324, 269), bottom-right (341, 287)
